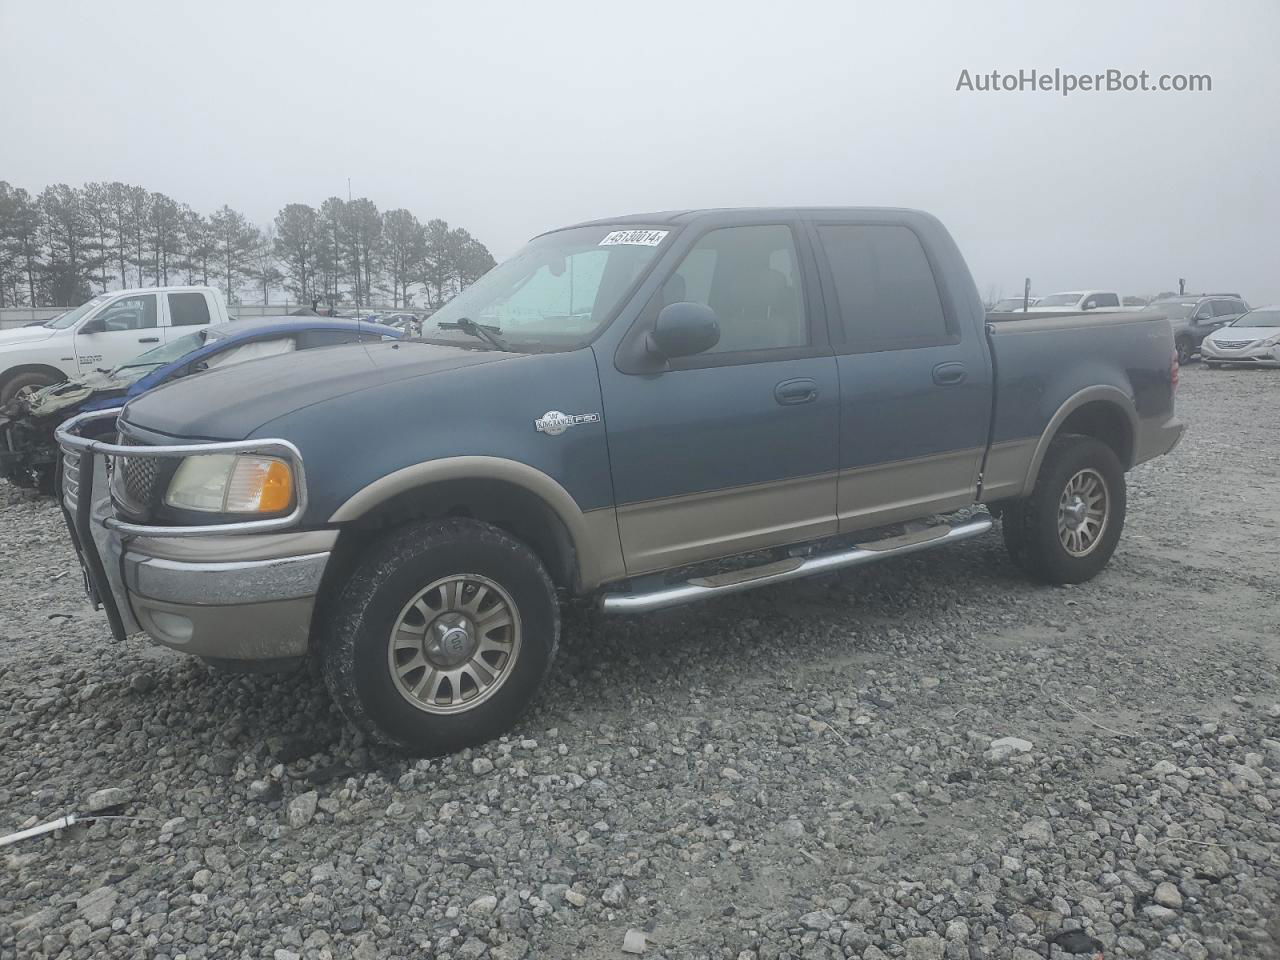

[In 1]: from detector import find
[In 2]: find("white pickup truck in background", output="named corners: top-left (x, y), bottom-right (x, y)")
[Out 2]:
top-left (1024, 290), bottom-right (1127, 314)
top-left (0, 286), bottom-right (227, 402)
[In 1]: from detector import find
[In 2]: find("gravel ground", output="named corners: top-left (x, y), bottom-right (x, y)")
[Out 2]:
top-left (2, 365), bottom-right (1278, 960)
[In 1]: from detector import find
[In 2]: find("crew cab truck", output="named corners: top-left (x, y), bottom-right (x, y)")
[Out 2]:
top-left (0, 286), bottom-right (226, 403)
top-left (1022, 290), bottom-right (1127, 314)
top-left (57, 209), bottom-right (1184, 756)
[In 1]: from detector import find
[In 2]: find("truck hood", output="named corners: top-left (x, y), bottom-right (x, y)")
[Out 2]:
top-left (121, 340), bottom-right (513, 440)
top-left (0, 324), bottom-right (59, 346)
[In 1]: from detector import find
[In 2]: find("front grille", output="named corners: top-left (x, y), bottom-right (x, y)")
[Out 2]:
top-left (62, 448), bottom-right (80, 511)
top-left (120, 437), bottom-right (159, 505)
top-left (110, 434), bottom-right (175, 520)
top-left (1213, 339), bottom-right (1253, 350)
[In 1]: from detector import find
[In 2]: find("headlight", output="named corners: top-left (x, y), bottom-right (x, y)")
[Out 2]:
top-left (165, 454), bottom-right (295, 514)
top-left (1262, 333), bottom-right (1280, 347)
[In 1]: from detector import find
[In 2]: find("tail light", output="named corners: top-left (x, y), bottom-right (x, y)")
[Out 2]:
top-left (1171, 349), bottom-right (1180, 391)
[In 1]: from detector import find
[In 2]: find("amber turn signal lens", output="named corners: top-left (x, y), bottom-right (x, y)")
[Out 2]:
top-left (256, 459), bottom-right (294, 513)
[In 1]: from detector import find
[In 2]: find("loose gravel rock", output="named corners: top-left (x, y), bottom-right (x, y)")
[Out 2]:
top-left (1, 367), bottom-right (1278, 959)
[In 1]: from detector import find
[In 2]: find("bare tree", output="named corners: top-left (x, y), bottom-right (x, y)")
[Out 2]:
top-left (125, 186), bottom-right (150, 286)
top-left (38, 184), bottom-right (100, 306)
top-left (273, 203), bottom-right (320, 305)
top-left (381, 209), bottom-right (425, 307)
top-left (250, 223), bottom-right (284, 305)
top-left (148, 193), bottom-right (181, 286)
top-left (210, 205), bottom-right (261, 301)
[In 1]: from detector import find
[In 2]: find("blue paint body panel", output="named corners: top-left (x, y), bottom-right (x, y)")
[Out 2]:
top-left (114, 207), bottom-right (1181, 574)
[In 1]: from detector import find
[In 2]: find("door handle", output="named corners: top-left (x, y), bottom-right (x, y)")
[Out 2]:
top-left (138, 336), bottom-right (160, 343)
top-left (932, 362), bottom-right (967, 386)
top-left (774, 378), bottom-right (818, 405)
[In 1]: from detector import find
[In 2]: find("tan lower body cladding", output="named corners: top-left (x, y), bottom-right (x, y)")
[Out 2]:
top-left (614, 446), bottom-right (998, 576)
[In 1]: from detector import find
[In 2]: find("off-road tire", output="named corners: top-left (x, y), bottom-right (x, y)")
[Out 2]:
top-left (1001, 435), bottom-right (1126, 585)
top-left (320, 518), bottom-right (559, 756)
top-left (0, 370), bottom-right (60, 405)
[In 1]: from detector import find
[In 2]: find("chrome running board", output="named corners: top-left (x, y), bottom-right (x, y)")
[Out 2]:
top-left (599, 517), bottom-right (992, 614)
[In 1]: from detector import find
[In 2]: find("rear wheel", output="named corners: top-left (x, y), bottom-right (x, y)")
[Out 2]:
top-left (1175, 337), bottom-right (1194, 365)
top-left (320, 518), bottom-right (559, 756)
top-left (1001, 436), bottom-right (1126, 584)
top-left (0, 371), bottom-right (61, 405)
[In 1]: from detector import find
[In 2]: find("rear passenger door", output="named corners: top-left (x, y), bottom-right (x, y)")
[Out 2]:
top-left (807, 219), bottom-right (991, 532)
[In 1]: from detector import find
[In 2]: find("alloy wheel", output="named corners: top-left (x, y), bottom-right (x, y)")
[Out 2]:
top-left (387, 574), bottom-right (522, 714)
top-left (1056, 468), bottom-right (1109, 557)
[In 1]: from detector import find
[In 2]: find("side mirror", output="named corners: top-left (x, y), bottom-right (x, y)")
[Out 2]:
top-left (79, 317), bottom-right (105, 334)
top-left (647, 302), bottom-right (720, 359)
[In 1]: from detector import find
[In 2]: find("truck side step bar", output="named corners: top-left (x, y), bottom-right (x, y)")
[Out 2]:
top-left (599, 516), bottom-right (993, 614)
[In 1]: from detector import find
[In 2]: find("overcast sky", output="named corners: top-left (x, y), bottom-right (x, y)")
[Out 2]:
top-left (2, 0), bottom-right (1277, 303)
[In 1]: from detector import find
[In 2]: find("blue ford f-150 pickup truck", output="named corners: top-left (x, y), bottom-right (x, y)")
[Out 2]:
top-left (57, 207), bottom-right (1184, 755)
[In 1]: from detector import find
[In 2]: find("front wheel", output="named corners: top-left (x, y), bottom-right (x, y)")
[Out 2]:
top-left (320, 518), bottom-right (560, 756)
top-left (1001, 436), bottom-right (1126, 584)
top-left (1, 370), bottom-right (60, 405)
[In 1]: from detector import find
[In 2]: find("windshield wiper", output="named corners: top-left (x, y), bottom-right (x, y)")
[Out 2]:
top-left (436, 317), bottom-right (511, 351)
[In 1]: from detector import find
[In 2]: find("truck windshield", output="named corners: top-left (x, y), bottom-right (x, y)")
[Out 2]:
top-left (423, 225), bottom-right (672, 350)
top-left (1142, 301), bottom-right (1196, 319)
top-left (44, 295), bottom-right (109, 329)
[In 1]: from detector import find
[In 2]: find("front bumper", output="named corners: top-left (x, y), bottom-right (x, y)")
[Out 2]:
top-left (1201, 339), bottom-right (1280, 365)
top-left (56, 409), bottom-right (330, 661)
top-left (120, 530), bottom-right (333, 658)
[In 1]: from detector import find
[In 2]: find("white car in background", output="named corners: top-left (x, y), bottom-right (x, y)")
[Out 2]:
top-left (988, 296), bottom-right (1041, 312)
top-left (1025, 291), bottom-right (1128, 313)
top-left (1201, 306), bottom-right (1280, 368)
top-left (0, 286), bottom-right (227, 403)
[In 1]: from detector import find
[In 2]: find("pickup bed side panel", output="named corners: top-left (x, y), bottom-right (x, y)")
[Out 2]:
top-left (983, 314), bottom-right (1177, 501)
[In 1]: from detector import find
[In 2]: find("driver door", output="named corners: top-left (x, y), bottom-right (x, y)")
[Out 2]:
top-left (75, 293), bottom-right (162, 372)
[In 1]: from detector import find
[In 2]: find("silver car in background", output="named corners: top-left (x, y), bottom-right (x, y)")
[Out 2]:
top-left (1201, 306), bottom-right (1280, 368)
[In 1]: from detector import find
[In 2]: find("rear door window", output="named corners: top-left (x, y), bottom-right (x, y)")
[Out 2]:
top-left (816, 224), bottom-right (952, 351)
top-left (168, 292), bottom-right (212, 327)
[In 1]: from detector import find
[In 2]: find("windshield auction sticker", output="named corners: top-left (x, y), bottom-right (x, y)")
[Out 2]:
top-left (599, 229), bottom-right (669, 246)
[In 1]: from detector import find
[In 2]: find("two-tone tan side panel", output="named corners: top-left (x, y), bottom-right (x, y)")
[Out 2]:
top-left (978, 438), bottom-right (1038, 502)
top-left (836, 447), bottom-right (982, 533)
top-left (615, 472), bottom-right (838, 576)
top-left (328, 457), bottom-right (627, 590)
